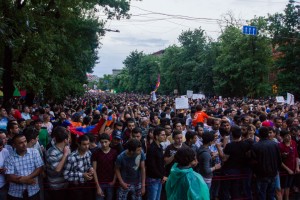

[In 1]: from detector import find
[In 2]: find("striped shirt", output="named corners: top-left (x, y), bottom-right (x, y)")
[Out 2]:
top-left (5, 148), bottom-right (44, 198)
top-left (46, 145), bottom-right (68, 189)
top-left (63, 150), bottom-right (92, 183)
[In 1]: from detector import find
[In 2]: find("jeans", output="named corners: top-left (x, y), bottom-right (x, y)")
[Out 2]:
top-left (242, 168), bottom-right (253, 200)
top-left (96, 183), bottom-right (114, 200)
top-left (117, 183), bottom-right (141, 200)
top-left (220, 168), bottom-right (241, 200)
top-left (146, 178), bottom-right (162, 200)
top-left (8, 192), bottom-right (40, 200)
top-left (210, 170), bottom-right (221, 199)
top-left (68, 183), bottom-right (93, 200)
top-left (0, 184), bottom-right (7, 200)
top-left (45, 189), bottom-right (67, 200)
top-left (256, 177), bottom-right (276, 200)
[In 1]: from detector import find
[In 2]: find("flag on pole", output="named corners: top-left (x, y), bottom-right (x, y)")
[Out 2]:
top-left (287, 93), bottom-right (295, 105)
top-left (153, 74), bottom-right (160, 92)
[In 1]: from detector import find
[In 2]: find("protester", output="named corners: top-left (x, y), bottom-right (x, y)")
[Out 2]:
top-left (166, 147), bottom-right (209, 200)
top-left (5, 134), bottom-right (44, 200)
top-left (0, 138), bottom-right (9, 200)
top-left (45, 126), bottom-right (70, 200)
top-left (115, 139), bottom-right (146, 200)
top-left (0, 93), bottom-right (299, 200)
top-left (279, 130), bottom-right (300, 200)
top-left (145, 127), bottom-right (167, 200)
top-left (196, 131), bottom-right (221, 188)
top-left (251, 126), bottom-right (282, 200)
top-left (63, 135), bottom-right (94, 200)
top-left (164, 130), bottom-right (189, 176)
top-left (92, 133), bottom-right (118, 200)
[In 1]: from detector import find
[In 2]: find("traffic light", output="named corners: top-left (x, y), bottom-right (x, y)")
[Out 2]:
top-left (272, 85), bottom-right (278, 94)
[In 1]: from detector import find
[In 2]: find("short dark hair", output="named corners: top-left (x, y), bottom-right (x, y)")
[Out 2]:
top-left (196, 105), bottom-right (203, 111)
top-left (23, 127), bottom-right (39, 142)
top-left (185, 131), bottom-right (197, 141)
top-left (86, 133), bottom-right (96, 143)
top-left (99, 133), bottom-right (110, 141)
top-left (202, 132), bottom-right (215, 144)
top-left (53, 126), bottom-right (69, 143)
top-left (0, 138), bottom-right (3, 146)
top-left (280, 130), bottom-right (290, 138)
top-left (77, 135), bottom-right (89, 145)
top-left (160, 112), bottom-right (166, 118)
top-left (259, 114), bottom-right (267, 122)
top-left (175, 148), bottom-right (195, 167)
top-left (153, 127), bottom-right (165, 138)
top-left (132, 127), bottom-right (142, 134)
top-left (114, 121), bottom-right (123, 128)
top-left (172, 130), bottom-right (182, 138)
top-left (83, 116), bottom-right (91, 125)
top-left (7, 121), bottom-right (18, 132)
top-left (126, 139), bottom-right (141, 152)
top-left (12, 134), bottom-right (26, 144)
top-left (127, 120), bottom-right (135, 125)
top-left (231, 126), bottom-right (242, 139)
top-left (258, 126), bottom-right (269, 139)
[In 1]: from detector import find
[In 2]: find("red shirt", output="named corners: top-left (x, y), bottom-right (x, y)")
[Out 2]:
top-left (192, 111), bottom-right (209, 127)
top-left (13, 109), bottom-right (22, 120)
top-left (279, 140), bottom-right (298, 172)
top-left (91, 148), bottom-right (118, 183)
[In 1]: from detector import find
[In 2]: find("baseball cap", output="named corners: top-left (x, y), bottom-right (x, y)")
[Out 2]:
top-left (262, 120), bottom-right (272, 127)
top-left (112, 130), bottom-right (122, 140)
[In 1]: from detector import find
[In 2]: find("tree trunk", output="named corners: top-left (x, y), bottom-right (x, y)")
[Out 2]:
top-left (2, 45), bottom-right (14, 108)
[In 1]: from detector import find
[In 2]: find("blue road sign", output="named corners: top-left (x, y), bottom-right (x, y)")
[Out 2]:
top-left (242, 26), bottom-right (257, 35)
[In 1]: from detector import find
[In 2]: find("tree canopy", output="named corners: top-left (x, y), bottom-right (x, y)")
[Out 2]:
top-left (110, 1), bottom-right (300, 99)
top-left (0, 0), bottom-right (131, 105)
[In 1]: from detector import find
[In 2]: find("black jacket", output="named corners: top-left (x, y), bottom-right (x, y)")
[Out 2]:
top-left (145, 142), bottom-right (165, 179)
top-left (251, 139), bottom-right (282, 178)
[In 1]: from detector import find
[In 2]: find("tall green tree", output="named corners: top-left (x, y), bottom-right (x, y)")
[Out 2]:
top-left (0, 0), bottom-right (130, 105)
top-left (213, 19), bottom-right (272, 97)
top-left (112, 68), bottom-right (130, 93)
top-left (268, 0), bottom-right (300, 98)
top-left (159, 45), bottom-right (183, 94)
top-left (123, 50), bottom-right (145, 92)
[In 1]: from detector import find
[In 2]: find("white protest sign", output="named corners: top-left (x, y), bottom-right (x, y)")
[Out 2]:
top-left (276, 96), bottom-right (285, 103)
top-left (192, 94), bottom-right (205, 100)
top-left (175, 97), bottom-right (189, 109)
top-left (187, 90), bottom-right (193, 98)
top-left (219, 96), bottom-right (222, 102)
top-left (287, 93), bottom-right (295, 105)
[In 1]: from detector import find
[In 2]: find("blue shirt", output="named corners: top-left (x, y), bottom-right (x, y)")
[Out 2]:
top-left (0, 117), bottom-right (8, 130)
top-left (5, 148), bottom-right (44, 198)
top-left (115, 151), bottom-right (146, 184)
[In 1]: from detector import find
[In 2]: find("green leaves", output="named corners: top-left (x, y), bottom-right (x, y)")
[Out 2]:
top-left (268, 1), bottom-right (300, 98)
top-left (0, 0), bottom-right (131, 103)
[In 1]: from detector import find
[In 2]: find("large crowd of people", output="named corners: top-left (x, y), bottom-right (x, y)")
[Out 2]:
top-left (0, 93), bottom-right (299, 200)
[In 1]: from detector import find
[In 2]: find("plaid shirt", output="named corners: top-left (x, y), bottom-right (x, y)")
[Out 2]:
top-left (5, 148), bottom-right (44, 198)
top-left (63, 150), bottom-right (92, 183)
top-left (46, 145), bottom-right (68, 189)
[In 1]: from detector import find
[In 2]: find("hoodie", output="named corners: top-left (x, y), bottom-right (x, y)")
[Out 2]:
top-left (196, 146), bottom-right (213, 179)
top-left (166, 163), bottom-right (209, 200)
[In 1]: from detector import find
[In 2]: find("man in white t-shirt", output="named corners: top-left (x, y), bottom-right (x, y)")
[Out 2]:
top-left (0, 138), bottom-right (9, 200)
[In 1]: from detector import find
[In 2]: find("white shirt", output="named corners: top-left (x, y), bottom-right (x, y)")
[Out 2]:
top-left (0, 148), bottom-right (9, 187)
top-left (21, 113), bottom-right (31, 120)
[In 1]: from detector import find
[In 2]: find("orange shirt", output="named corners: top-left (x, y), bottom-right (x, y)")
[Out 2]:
top-left (192, 111), bottom-right (209, 127)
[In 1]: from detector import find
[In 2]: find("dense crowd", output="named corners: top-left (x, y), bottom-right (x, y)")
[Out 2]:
top-left (0, 93), bottom-right (299, 200)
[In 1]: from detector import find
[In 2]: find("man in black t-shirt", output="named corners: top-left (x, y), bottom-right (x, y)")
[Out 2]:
top-left (218, 126), bottom-right (251, 200)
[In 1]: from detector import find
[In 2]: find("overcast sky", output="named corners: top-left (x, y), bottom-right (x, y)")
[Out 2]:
top-left (92, 0), bottom-right (288, 77)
